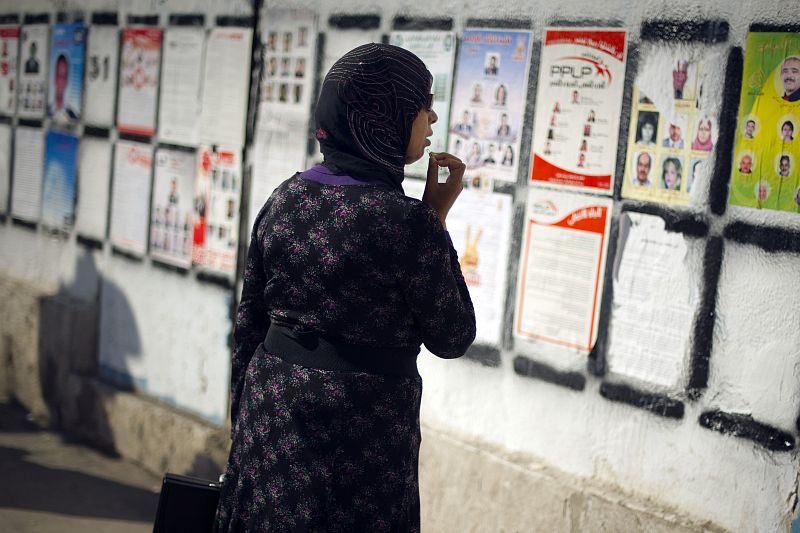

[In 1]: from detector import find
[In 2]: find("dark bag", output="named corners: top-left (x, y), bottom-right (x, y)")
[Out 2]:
top-left (152, 473), bottom-right (222, 533)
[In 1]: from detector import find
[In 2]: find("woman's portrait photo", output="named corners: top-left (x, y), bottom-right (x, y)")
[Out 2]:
top-left (691, 116), bottom-right (714, 151)
top-left (780, 119), bottom-right (795, 142)
top-left (494, 84), bottom-right (508, 107)
top-left (501, 145), bottom-right (514, 166)
top-left (659, 156), bottom-right (683, 190)
top-left (471, 83), bottom-right (483, 104)
top-left (635, 111), bottom-right (659, 146)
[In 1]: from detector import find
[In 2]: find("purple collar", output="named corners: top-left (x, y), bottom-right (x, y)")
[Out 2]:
top-left (300, 164), bottom-right (387, 186)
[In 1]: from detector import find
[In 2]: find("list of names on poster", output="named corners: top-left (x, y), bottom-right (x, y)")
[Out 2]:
top-left (449, 28), bottom-right (532, 184)
top-left (0, 123), bottom-right (10, 212)
top-left (42, 131), bottom-right (79, 231)
top-left (515, 188), bottom-right (611, 352)
top-left (117, 27), bottom-right (162, 137)
top-left (198, 27), bottom-right (252, 148)
top-left (76, 138), bottom-right (113, 240)
top-left (48, 22), bottom-right (86, 123)
top-left (607, 212), bottom-right (697, 388)
top-left (11, 127), bottom-right (45, 222)
top-left (0, 26), bottom-right (19, 116)
top-left (159, 27), bottom-right (205, 146)
top-left (17, 24), bottom-right (49, 119)
top-left (530, 28), bottom-right (627, 194)
top-left (110, 141), bottom-right (153, 256)
top-left (84, 24), bottom-right (119, 127)
top-left (150, 147), bottom-right (196, 268)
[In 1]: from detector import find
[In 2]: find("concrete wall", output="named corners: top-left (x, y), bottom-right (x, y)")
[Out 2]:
top-left (0, 0), bottom-right (799, 532)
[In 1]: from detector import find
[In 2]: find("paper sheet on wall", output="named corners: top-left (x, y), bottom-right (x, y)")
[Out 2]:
top-left (530, 28), bottom-right (627, 194)
top-left (17, 24), bottom-right (49, 119)
top-left (11, 126), bottom-right (44, 222)
top-left (729, 32), bottom-right (800, 213)
top-left (0, 123), bottom-right (10, 213)
top-left (76, 138), bottom-right (112, 240)
top-left (117, 28), bottom-right (162, 137)
top-left (159, 27), bottom-right (205, 146)
top-left (150, 147), bottom-right (195, 268)
top-left (621, 42), bottom-right (725, 204)
top-left (448, 28), bottom-right (533, 184)
top-left (607, 212), bottom-right (697, 389)
top-left (41, 130), bottom-right (78, 231)
top-left (404, 179), bottom-right (513, 346)
top-left (515, 188), bottom-right (612, 353)
top-left (0, 26), bottom-right (19, 116)
top-left (390, 31), bottom-right (457, 178)
top-left (84, 25), bottom-right (119, 127)
top-left (110, 141), bottom-right (152, 256)
top-left (48, 22), bottom-right (86, 124)
top-left (192, 146), bottom-right (241, 276)
top-left (198, 27), bottom-right (252, 148)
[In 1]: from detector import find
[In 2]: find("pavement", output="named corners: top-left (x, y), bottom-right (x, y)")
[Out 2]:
top-left (0, 401), bottom-right (162, 532)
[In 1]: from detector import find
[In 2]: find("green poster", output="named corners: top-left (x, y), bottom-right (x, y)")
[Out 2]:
top-left (730, 32), bottom-right (800, 213)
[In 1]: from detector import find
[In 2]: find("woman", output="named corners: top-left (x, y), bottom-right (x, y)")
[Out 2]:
top-left (501, 145), bottom-right (514, 166)
top-left (495, 83), bottom-right (507, 106)
top-left (781, 120), bottom-right (795, 142)
top-left (660, 157), bottom-right (682, 190)
top-left (215, 44), bottom-right (476, 532)
top-left (466, 142), bottom-right (482, 168)
top-left (636, 112), bottom-right (657, 145)
top-left (692, 117), bottom-right (714, 151)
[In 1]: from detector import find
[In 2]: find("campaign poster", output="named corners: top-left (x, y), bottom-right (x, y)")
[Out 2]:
top-left (17, 24), bottom-right (49, 119)
top-left (0, 123), bottom-right (10, 212)
top-left (390, 31), bottom-right (457, 178)
top-left (47, 22), bottom-right (85, 123)
top-left (192, 146), bottom-right (241, 277)
top-left (729, 32), bottom-right (800, 213)
top-left (515, 188), bottom-right (612, 353)
top-left (117, 28), bottom-right (162, 137)
top-left (150, 147), bottom-right (195, 268)
top-left (84, 25), bottom-right (120, 127)
top-left (41, 130), bottom-right (79, 230)
top-left (621, 42), bottom-right (726, 204)
top-left (159, 26), bottom-right (205, 145)
top-left (530, 28), bottom-right (627, 194)
top-left (448, 28), bottom-right (532, 184)
top-left (11, 126), bottom-right (45, 222)
top-left (76, 138), bottom-right (112, 240)
top-left (110, 141), bottom-right (153, 256)
top-left (0, 26), bottom-right (19, 115)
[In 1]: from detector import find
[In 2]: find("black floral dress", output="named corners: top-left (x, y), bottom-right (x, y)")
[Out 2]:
top-left (215, 176), bottom-right (475, 532)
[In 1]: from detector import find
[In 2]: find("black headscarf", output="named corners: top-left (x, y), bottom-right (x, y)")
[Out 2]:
top-left (314, 43), bottom-right (433, 191)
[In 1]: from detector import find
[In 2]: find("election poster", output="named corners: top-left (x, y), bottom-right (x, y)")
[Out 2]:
top-left (117, 28), bottom-right (162, 137)
top-left (515, 188), bottom-right (612, 353)
top-left (17, 24), bottom-right (49, 119)
top-left (621, 42), bottom-right (726, 205)
top-left (530, 28), bottom-right (627, 194)
top-left (390, 30), bottom-right (457, 178)
top-left (84, 24), bottom-right (119, 127)
top-left (449, 28), bottom-right (532, 184)
top-left (11, 126), bottom-right (45, 222)
top-left (159, 26), bottom-right (205, 145)
top-left (0, 25), bottom-right (19, 115)
top-left (110, 141), bottom-right (153, 256)
top-left (48, 22), bottom-right (86, 123)
top-left (41, 130), bottom-right (79, 231)
top-left (0, 123), bottom-right (10, 213)
top-left (76, 138), bottom-right (113, 240)
top-left (729, 32), bottom-right (800, 213)
top-left (150, 147), bottom-right (196, 268)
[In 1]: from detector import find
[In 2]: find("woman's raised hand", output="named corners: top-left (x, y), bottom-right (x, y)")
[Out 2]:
top-left (423, 152), bottom-right (465, 230)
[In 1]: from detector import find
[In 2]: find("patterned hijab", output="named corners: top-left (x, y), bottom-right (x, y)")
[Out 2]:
top-left (315, 43), bottom-right (433, 190)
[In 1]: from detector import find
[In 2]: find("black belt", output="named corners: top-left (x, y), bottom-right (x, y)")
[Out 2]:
top-left (262, 323), bottom-right (420, 377)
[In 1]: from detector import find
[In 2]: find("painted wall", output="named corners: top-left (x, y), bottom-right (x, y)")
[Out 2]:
top-left (0, 0), bottom-right (798, 531)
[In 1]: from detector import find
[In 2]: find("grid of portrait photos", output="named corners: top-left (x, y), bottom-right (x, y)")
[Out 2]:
top-left (262, 25), bottom-right (310, 106)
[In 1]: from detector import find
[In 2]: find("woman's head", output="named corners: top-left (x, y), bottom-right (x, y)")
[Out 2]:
top-left (781, 120), bottom-right (794, 141)
top-left (661, 157), bottom-right (682, 190)
top-left (696, 118), bottom-right (712, 143)
top-left (495, 84), bottom-right (507, 105)
top-left (315, 44), bottom-right (433, 186)
top-left (638, 113), bottom-right (656, 143)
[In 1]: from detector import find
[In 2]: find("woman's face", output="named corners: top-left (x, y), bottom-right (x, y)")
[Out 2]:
top-left (664, 161), bottom-right (678, 188)
top-left (497, 86), bottom-right (506, 102)
top-left (698, 120), bottom-right (712, 143)
top-left (782, 122), bottom-right (794, 140)
top-left (405, 108), bottom-right (438, 164)
top-left (641, 122), bottom-right (654, 142)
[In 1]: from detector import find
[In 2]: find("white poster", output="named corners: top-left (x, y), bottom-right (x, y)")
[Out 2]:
top-left (159, 27), bottom-right (205, 145)
top-left (10, 126), bottom-right (44, 222)
top-left (0, 26), bottom-right (19, 115)
top-left (607, 212), bottom-right (698, 388)
top-left (150, 147), bottom-right (195, 268)
top-left (110, 140), bottom-right (153, 256)
top-left (448, 28), bottom-right (533, 184)
top-left (198, 27), bottom-right (252, 148)
top-left (515, 188), bottom-right (612, 353)
top-left (0, 123), bottom-right (10, 213)
top-left (390, 31), bottom-right (457, 178)
top-left (76, 138), bottom-right (113, 240)
top-left (530, 28), bottom-right (628, 194)
top-left (17, 24), bottom-right (49, 119)
top-left (117, 27), bottom-right (162, 137)
top-left (84, 25), bottom-right (119, 127)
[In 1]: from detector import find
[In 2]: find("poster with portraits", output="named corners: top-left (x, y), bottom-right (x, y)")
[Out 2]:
top-left (159, 27), bottom-right (205, 146)
top-left (730, 32), bottom-right (800, 213)
top-left (192, 145), bottom-right (241, 277)
top-left (41, 131), bottom-right (78, 231)
top-left (110, 140), bottom-right (152, 256)
top-left (621, 42), bottom-right (726, 204)
top-left (514, 188), bottom-right (612, 353)
top-left (198, 27), bottom-right (253, 148)
top-left (84, 25), bottom-right (119, 127)
top-left (448, 28), bottom-right (532, 184)
top-left (390, 31), bottom-right (457, 178)
top-left (17, 24), bottom-right (49, 119)
top-left (0, 26), bottom-right (19, 116)
top-left (0, 123), bottom-right (10, 213)
top-left (11, 126), bottom-right (45, 222)
top-left (150, 147), bottom-right (196, 268)
top-left (530, 28), bottom-right (627, 194)
top-left (76, 138), bottom-right (112, 240)
top-left (48, 22), bottom-right (86, 123)
top-left (117, 28), bottom-right (162, 137)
